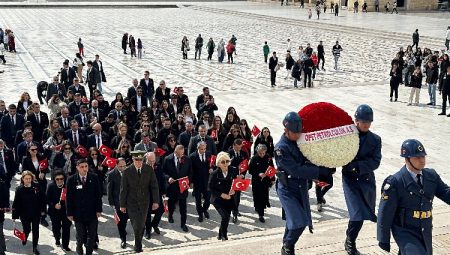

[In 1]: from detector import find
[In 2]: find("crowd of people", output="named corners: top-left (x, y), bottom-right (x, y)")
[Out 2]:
top-left (180, 34), bottom-right (237, 63)
top-left (266, 39), bottom-right (342, 88)
top-left (0, 37), bottom-right (282, 253)
top-left (389, 28), bottom-right (450, 116)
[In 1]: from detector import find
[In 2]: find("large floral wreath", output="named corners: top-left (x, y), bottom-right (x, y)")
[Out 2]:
top-left (297, 102), bottom-right (359, 168)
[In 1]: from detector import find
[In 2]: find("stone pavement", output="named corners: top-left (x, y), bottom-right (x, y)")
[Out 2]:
top-left (0, 2), bottom-right (450, 254)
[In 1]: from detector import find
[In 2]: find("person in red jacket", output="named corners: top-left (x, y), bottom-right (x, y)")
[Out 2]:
top-left (311, 52), bottom-right (319, 80)
top-left (226, 41), bottom-right (235, 64)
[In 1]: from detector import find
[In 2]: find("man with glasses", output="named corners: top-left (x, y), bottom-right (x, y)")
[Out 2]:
top-left (107, 158), bottom-right (129, 249)
top-left (162, 145), bottom-right (192, 232)
top-left (65, 120), bottom-right (87, 148)
top-left (139, 71), bottom-right (154, 103)
top-left (134, 132), bottom-right (157, 152)
top-left (66, 159), bottom-right (103, 255)
top-left (109, 102), bottom-right (127, 122)
top-left (176, 87), bottom-right (189, 111)
top-left (68, 78), bottom-right (87, 99)
top-left (46, 76), bottom-right (66, 103)
top-left (87, 123), bottom-right (109, 149)
top-left (120, 151), bottom-right (159, 253)
top-left (46, 171), bottom-right (72, 251)
top-left (58, 107), bottom-right (73, 131)
top-left (155, 80), bottom-right (171, 104)
top-left (187, 125), bottom-right (216, 156)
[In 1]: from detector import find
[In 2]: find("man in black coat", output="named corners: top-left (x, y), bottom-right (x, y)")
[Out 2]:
top-left (27, 103), bottom-right (49, 143)
top-left (189, 141), bottom-right (212, 222)
top-left (0, 101), bottom-right (8, 120)
top-left (92, 55), bottom-right (106, 88)
top-left (154, 81), bottom-right (171, 104)
top-left (0, 139), bottom-right (16, 193)
top-left (74, 105), bottom-right (91, 130)
top-left (68, 93), bottom-right (85, 117)
top-left (87, 123), bottom-right (110, 149)
top-left (269, 52), bottom-right (278, 87)
top-left (89, 100), bottom-right (105, 123)
top-left (195, 87), bottom-right (210, 112)
top-left (67, 79), bottom-right (87, 99)
top-left (131, 86), bottom-right (148, 113)
top-left (60, 60), bottom-right (77, 91)
top-left (197, 95), bottom-right (218, 119)
top-left (438, 67), bottom-right (450, 116)
top-left (162, 145), bottom-right (192, 232)
top-left (107, 158), bottom-right (129, 249)
top-left (66, 159), bottom-right (102, 255)
top-left (303, 55), bottom-right (314, 88)
top-left (317, 41), bottom-right (325, 71)
top-left (227, 139), bottom-right (249, 223)
top-left (187, 125), bottom-right (216, 156)
top-left (46, 76), bottom-right (66, 103)
top-left (127, 79), bottom-right (139, 100)
top-left (178, 121), bottom-right (196, 149)
top-left (86, 61), bottom-right (101, 100)
top-left (57, 107), bottom-right (73, 131)
top-left (0, 104), bottom-right (25, 149)
top-left (139, 71), bottom-right (154, 103)
top-left (65, 120), bottom-right (88, 148)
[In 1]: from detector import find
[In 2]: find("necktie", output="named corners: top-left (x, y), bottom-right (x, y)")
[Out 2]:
top-left (81, 176), bottom-right (86, 185)
top-left (36, 114), bottom-right (40, 124)
top-left (144, 144), bottom-right (148, 151)
top-left (66, 69), bottom-right (69, 82)
top-left (0, 151), bottom-right (5, 175)
top-left (417, 174), bottom-right (423, 188)
top-left (11, 116), bottom-right (15, 126)
top-left (97, 135), bottom-right (101, 148)
top-left (137, 168), bottom-right (141, 175)
top-left (201, 154), bottom-right (205, 162)
top-left (73, 132), bottom-right (78, 146)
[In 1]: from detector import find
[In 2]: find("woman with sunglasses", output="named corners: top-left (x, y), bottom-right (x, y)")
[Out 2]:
top-left (122, 99), bottom-right (137, 125)
top-left (149, 99), bottom-right (160, 121)
top-left (22, 143), bottom-right (50, 226)
top-left (12, 171), bottom-right (46, 255)
top-left (171, 114), bottom-right (186, 137)
top-left (195, 111), bottom-right (211, 131)
top-left (53, 140), bottom-right (78, 176)
top-left (163, 134), bottom-right (178, 156)
top-left (181, 104), bottom-right (197, 125)
top-left (222, 124), bottom-right (243, 152)
top-left (222, 112), bottom-right (239, 135)
top-left (208, 116), bottom-right (226, 153)
top-left (134, 111), bottom-right (150, 130)
top-left (253, 127), bottom-right (274, 157)
top-left (152, 115), bottom-right (163, 134)
top-left (110, 92), bottom-right (124, 110)
top-left (87, 147), bottom-right (108, 195)
top-left (248, 144), bottom-right (275, 223)
top-left (239, 119), bottom-right (253, 143)
top-left (134, 120), bottom-right (152, 144)
top-left (208, 152), bottom-right (240, 241)
top-left (46, 171), bottom-right (72, 251)
top-left (112, 139), bottom-right (132, 165)
top-left (44, 129), bottom-right (67, 174)
top-left (160, 100), bottom-right (175, 122)
top-left (42, 119), bottom-right (61, 144)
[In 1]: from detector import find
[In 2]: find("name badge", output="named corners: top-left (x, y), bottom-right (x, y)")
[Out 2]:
top-left (76, 185), bottom-right (83, 189)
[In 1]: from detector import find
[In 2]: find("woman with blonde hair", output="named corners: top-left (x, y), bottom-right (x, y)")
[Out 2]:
top-left (47, 95), bottom-right (67, 119)
top-left (17, 92), bottom-right (33, 115)
top-left (12, 171), bottom-right (46, 255)
top-left (208, 152), bottom-right (241, 241)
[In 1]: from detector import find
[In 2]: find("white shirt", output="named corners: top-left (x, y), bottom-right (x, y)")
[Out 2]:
top-left (287, 41), bottom-right (292, 52)
top-left (222, 171), bottom-right (228, 178)
top-left (446, 29), bottom-right (450, 40)
top-left (406, 165), bottom-right (422, 185)
top-left (137, 96), bottom-right (142, 112)
top-left (0, 150), bottom-right (6, 172)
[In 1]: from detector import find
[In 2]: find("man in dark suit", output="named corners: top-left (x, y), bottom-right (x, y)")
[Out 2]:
top-left (87, 123), bottom-right (109, 149)
top-left (162, 145), bottom-right (192, 232)
top-left (139, 71), bottom-right (154, 103)
top-left (86, 60), bottom-right (101, 100)
top-left (175, 87), bottom-right (189, 112)
top-left (74, 105), bottom-right (91, 130)
top-left (154, 80), bottom-right (171, 104)
top-left (178, 121), bottom-right (196, 149)
top-left (107, 158), bottom-right (129, 249)
top-left (92, 55), bottom-right (106, 91)
top-left (68, 93), bottom-right (85, 117)
top-left (108, 102), bottom-right (127, 122)
top-left (67, 78), bottom-right (87, 99)
top-left (120, 151), bottom-right (159, 253)
top-left (27, 103), bottom-right (49, 143)
top-left (66, 159), bottom-right (102, 255)
top-left (189, 141), bottom-right (212, 222)
top-left (57, 107), bottom-right (73, 131)
top-left (96, 94), bottom-right (110, 114)
top-left (0, 139), bottom-right (17, 192)
top-left (227, 138), bottom-right (249, 223)
top-left (197, 95), bottom-right (218, 119)
top-left (187, 125), bottom-right (216, 156)
top-left (89, 100), bottom-right (105, 123)
top-left (144, 152), bottom-right (165, 239)
top-left (0, 104), bottom-right (25, 149)
top-left (134, 132), bottom-right (157, 152)
top-left (46, 76), bottom-right (66, 103)
top-left (127, 79), bottom-right (139, 100)
top-left (130, 86), bottom-right (148, 113)
top-left (195, 87), bottom-right (210, 112)
top-left (268, 51), bottom-right (278, 87)
top-left (65, 120), bottom-right (88, 148)
top-left (60, 60), bottom-right (77, 91)
top-left (0, 101), bottom-right (8, 120)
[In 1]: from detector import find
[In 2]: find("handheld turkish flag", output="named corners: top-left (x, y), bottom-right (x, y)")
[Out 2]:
top-left (210, 129), bottom-right (217, 139)
top-left (314, 180), bottom-right (330, 187)
top-left (265, 166), bottom-right (277, 178)
top-left (81, 96), bottom-right (90, 104)
top-left (251, 125), bottom-right (261, 137)
top-left (163, 197), bottom-right (169, 214)
top-left (113, 211), bottom-right (120, 225)
top-left (209, 155), bottom-right (217, 168)
top-left (231, 178), bottom-right (251, 192)
top-left (76, 145), bottom-right (89, 158)
top-left (239, 159), bottom-right (249, 174)
top-left (38, 158), bottom-right (49, 172)
top-left (172, 87), bottom-right (179, 95)
top-left (54, 144), bottom-right (62, 152)
top-left (178, 176), bottom-right (190, 193)
top-left (13, 226), bottom-right (26, 242)
top-left (102, 156), bottom-right (118, 168)
top-left (59, 187), bottom-right (67, 202)
top-left (154, 148), bottom-right (166, 157)
top-left (242, 140), bottom-right (252, 150)
top-left (99, 144), bottom-right (113, 157)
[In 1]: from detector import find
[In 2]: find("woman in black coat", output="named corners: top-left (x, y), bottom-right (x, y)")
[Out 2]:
top-left (208, 152), bottom-right (239, 241)
top-left (208, 116), bottom-right (227, 153)
top-left (253, 127), bottom-right (274, 157)
top-left (22, 143), bottom-right (49, 225)
top-left (46, 171), bottom-right (72, 251)
top-left (87, 147), bottom-right (108, 195)
top-left (389, 63), bottom-right (402, 101)
top-left (248, 144), bottom-right (275, 222)
top-left (12, 171), bottom-right (46, 255)
top-left (408, 67), bottom-right (423, 105)
top-left (52, 140), bottom-right (78, 176)
top-left (222, 124), bottom-right (243, 152)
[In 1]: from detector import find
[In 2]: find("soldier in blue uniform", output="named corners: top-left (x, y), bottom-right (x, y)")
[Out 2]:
top-left (275, 112), bottom-right (333, 255)
top-left (377, 139), bottom-right (450, 255)
top-left (342, 104), bottom-right (382, 255)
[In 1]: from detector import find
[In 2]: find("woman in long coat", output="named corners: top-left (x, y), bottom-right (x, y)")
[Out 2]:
top-left (248, 144), bottom-right (274, 222)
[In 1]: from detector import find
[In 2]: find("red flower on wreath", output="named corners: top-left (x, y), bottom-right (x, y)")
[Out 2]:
top-left (298, 102), bottom-right (354, 133)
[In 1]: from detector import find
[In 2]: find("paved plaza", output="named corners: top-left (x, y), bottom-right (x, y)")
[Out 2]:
top-left (0, 1), bottom-right (450, 254)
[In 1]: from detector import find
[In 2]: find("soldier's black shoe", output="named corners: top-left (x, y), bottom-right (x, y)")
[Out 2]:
top-left (33, 247), bottom-right (40, 255)
top-left (94, 242), bottom-right (99, 250)
top-left (55, 239), bottom-right (61, 246)
top-left (181, 225), bottom-right (189, 232)
top-left (232, 215), bottom-right (238, 224)
top-left (145, 232), bottom-right (151, 240)
top-left (153, 226), bottom-right (161, 235)
top-left (120, 239), bottom-right (126, 249)
top-left (281, 244), bottom-right (295, 255)
top-left (168, 216), bottom-right (174, 223)
top-left (344, 237), bottom-right (361, 255)
top-left (198, 215), bottom-right (204, 222)
top-left (438, 112), bottom-right (446, 115)
top-left (62, 246), bottom-right (71, 252)
top-left (134, 247), bottom-right (143, 253)
top-left (259, 216), bottom-right (265, 223)
top-left (204, 211), bottom-right (210, 219)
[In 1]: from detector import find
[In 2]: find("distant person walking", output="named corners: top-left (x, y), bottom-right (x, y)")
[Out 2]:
top-left (217, 39), bottom-right (225, 63)
top-left (445, 26), bottom-right (450, 51)
top-left (391, 1), bottom-right (398, 13)
top-left (181, 36), bottom-right (189, 60)
top-left (195, 34), bottom-right (204, 60)
top-left (332, 41), bottom-right (343, 70)
top-left (137, 38), bottom-right (143, 59)
top-left (263, 41), bottom-right (270, 63)
top-left (412, 29), bottom-right (420, 52)
top-left (334, 3), bottom-right (339, 16)
top-left (269, 52), bottom-right (278, 87)
top-left (122, 33), bottom-right (128, 54)
top-left (77, 38), bottom-right (84, 57)
top-left (374, 0), bottom-right (379, 11)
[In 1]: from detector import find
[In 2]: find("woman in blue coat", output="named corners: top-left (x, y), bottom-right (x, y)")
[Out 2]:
top-left (342, 104), bottom-right (382, 255)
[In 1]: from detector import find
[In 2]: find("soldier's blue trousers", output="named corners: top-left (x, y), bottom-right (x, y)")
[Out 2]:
top-left (283, 226), bottom-right (305, 246)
